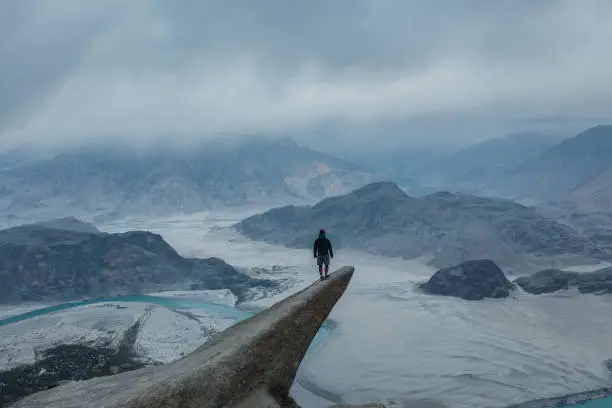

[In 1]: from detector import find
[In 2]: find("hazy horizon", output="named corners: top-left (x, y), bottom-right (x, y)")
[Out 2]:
top-left (2, 1), bottom-right (612, 153)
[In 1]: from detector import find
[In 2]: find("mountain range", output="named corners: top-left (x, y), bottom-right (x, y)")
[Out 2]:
top-left (415, 132), bottom-right (564, 191)
top-left (0, 218), bottom-right (278, 304)
top-left (487, 125), bottom-right (612, 203)
top-left (384, 125), bottom-right (612, 214)
top-left (234, 181), bottom-right (611, 273)
top-left (0, 137), bottom-right (375, 225)
top-left (565, 166), bottom-right (612, 212)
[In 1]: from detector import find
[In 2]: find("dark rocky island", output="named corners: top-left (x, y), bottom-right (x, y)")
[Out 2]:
top-left (419, 259), bottom-right (515, 300)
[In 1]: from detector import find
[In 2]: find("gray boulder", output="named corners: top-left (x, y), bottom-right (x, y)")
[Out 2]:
top-left (419, 259), bottom-right (515, 300)
top-left (514, 267), bottom-right (612, 295)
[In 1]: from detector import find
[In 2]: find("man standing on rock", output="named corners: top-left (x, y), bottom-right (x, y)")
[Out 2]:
top-left (313, 229), bottom-right (333, 281)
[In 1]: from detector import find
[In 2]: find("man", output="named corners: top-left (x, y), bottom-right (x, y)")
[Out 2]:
top-left (313, 229), bottom-right (333, 280)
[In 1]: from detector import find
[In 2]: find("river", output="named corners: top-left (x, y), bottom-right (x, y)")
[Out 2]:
top-left (0, 294), bottom-right (336, 407)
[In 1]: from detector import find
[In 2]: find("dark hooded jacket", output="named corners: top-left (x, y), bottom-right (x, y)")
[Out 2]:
top-left (313, 231), bottom-right (333, 257)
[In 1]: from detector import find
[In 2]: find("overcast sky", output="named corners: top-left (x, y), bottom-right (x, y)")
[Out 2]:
top-left (1, 0), bottom-right (611, 152)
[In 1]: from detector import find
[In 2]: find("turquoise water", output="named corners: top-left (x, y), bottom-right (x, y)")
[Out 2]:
top-left (0, 295), bottom-right (331, 345)
top-left (4, 297), bottom-right (604, 407)
top-left (0, 295), bottom-right (251, 326)
top-left (562, 398), bottom-right (612, 408)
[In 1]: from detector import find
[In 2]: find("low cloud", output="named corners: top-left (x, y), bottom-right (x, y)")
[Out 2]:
top-left (1, 0), bottom-right (612, 151)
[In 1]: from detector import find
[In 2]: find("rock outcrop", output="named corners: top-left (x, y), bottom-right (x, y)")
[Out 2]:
top-left (0, 221), bottom-right (277, 304)
top-left (514, 267), bottom-right (612, 295)
top-left (9, 266), bottom-right (357, 408)
top-left (419, 259), bottom-right (515, 300)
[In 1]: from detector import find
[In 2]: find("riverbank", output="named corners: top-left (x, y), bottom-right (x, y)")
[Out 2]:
top-left (0, 291), bottom-right (340, 407)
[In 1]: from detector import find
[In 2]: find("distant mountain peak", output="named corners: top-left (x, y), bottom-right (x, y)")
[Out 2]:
top-left (349, 181), bottom-right (407, 199)
top-left (0, 138), bottom-right (375, 222)
top-left (31, 217), bottom-right (101, 234)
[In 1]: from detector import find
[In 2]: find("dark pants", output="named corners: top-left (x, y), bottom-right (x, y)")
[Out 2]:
top-left (317, 254), bottom-right (330, 274)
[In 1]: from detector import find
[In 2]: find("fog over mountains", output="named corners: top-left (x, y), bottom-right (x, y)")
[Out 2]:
top-left (4, 2), bottom-right (612, 406)
top-left (491, 125), bottom-right (612, 203)
top-left (3, 125), bottom-right (612, 407)
top-left (0, 137), bottom-right (375, 225)
top-left (413, 132), bottom-right (565, 190)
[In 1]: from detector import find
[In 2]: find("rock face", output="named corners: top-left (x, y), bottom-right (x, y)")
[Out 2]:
top-left (0, 220), bottom-right (277, 304)
top-left (419, 260), bottom-right (515, 300)
top-left (234, 181), bottom-right (608, 272)
top-left (514, 267), bottom-right (612, 295)
top-left (9, 266), bottom-right (356, 408)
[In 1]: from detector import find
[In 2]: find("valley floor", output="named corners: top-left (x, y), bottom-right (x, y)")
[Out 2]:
top-left (94, 209), bottom-right (612, 408)
top-left (2, 209), bottom-right (611, 407)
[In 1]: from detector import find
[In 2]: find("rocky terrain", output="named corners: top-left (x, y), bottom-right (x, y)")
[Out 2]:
top-left (514, 267), bottom-right (612, 295)
top-left (535, 202), bottom-right (612, 245)
top-left (418, 259), bottom-right (612, 300)
top-left (0, 219), bottom-right (278, 304)
top-left (235, 181), bottom-right (610, 272)
top-left (0, 318), bottom-right (147, 406)
top-left (0, 137), bottom-right (374, 225)
top-left (418, 259), bottom-right (516, 300)
top-left (566, 166), bottom-right (612, 213)
top-left (0, 299), bottom-right (237, 407)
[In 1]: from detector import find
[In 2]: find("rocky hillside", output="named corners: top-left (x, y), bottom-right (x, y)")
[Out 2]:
top-left (0, 219), bottom-right (277, 304)
top-left (565, 167), bottom-right (612, 212)
top-left (0, 137), bottom-right (374, 224)
top-left (417, 132), bottom-right (563, 190)
top-left (234, 182), bottom-right (610, 272)
top-left (491, 125), bottom-right (612, 201)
